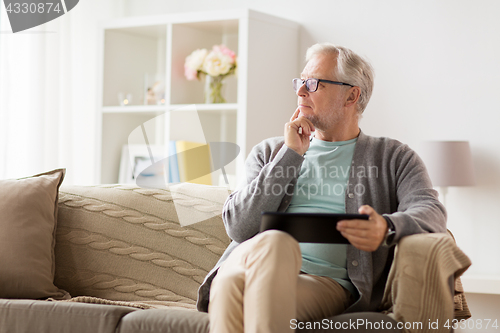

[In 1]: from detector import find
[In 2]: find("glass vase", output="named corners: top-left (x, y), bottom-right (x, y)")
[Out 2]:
top-left (205, 75), bottom-right (226, 104)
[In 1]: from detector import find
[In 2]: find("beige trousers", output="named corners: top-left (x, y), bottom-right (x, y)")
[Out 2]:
top-left (208, 230), bottom-right (352, 333)
top-left (209, 230), bottom-right (472, 333)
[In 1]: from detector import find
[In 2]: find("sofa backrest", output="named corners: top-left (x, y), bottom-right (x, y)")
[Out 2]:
top-left (54, 184), bottom-right (231, 307)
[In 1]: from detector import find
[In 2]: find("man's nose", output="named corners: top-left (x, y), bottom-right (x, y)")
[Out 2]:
top-left (296, 82), bottom-right (308, 97)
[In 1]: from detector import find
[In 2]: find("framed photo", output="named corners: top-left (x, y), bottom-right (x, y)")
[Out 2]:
top-left (119, 144), bottom-right (168, 186)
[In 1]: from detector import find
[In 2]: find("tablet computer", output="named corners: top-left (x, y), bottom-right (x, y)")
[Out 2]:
top-left (260, 212), bottom-right (369, 244)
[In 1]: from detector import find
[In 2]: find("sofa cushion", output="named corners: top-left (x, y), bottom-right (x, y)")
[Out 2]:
top-left (0, 299), bottom-right (136, 333)
top-left (0, 169), bottom-right (69, 299)
top-left (116, 308), bottom-right (209, 333)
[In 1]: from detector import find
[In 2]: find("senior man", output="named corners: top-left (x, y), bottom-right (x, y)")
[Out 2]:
top-left (197, 43), bottom-right (448, 332)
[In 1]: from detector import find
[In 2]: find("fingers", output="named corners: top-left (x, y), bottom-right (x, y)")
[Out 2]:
top-left (284, 108), bottom-right (316, 155)
top-left (336, 206), bottom-right (386, 252)
top-left (337, 218), bottom-right (371, 231)
top-left (339, 233), bottom-right (374, 252)
top-left (336, 220), bottom-right (367, 245)
top-left (337, 223), bottom-right (379, 252)
top-left (358, 205), bottom-right (375, 216)
top-left (285, 120), bottom-right (313, 138)
top-left (290, 107), bottom-right (301, 122)
top-left (290, 117), bottom-right (315, 136)
top-left (288, 108), bottom-right (315, 134)
top-left (295, 122), bottom-right (312, 136)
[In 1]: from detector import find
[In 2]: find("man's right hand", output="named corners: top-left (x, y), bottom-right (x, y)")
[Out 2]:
top-left (284, 108), bottom-right (315, 156)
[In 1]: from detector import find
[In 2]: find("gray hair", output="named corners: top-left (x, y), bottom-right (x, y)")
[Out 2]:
top-left (306, 43), bottom-right (374, 114)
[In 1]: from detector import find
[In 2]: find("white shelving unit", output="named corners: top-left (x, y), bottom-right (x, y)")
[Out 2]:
top-left (96, 9), bottom-right (299, 186)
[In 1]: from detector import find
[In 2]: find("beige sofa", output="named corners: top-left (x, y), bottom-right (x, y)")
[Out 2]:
top-left (0, 181), bottom-right (471, 333)
top-left (1, 183), bottom-right (231, 333)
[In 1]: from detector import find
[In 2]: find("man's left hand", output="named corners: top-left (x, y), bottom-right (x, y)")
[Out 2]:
top-left (336, 205), bottom-right (388, 252)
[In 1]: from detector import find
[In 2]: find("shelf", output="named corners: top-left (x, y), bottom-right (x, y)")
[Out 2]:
top-left (461, 275), bottom-right (500, 295)
top-left (99, 9), bottom-right (299, 31)
top-left (169, 103), bottom-right (238, 112)
top-left (102, 103), bottom-right (238, 114)
top-left (102, 105), bottom-right (166, 114)
top-left (102, 24), bottom-right (167, 108)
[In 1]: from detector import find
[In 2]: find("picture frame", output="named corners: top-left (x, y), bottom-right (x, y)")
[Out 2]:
top-left (119, 144), bottom-right (168, 186)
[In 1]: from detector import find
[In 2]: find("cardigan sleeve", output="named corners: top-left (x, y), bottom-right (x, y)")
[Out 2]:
top-left (221, 138), bottom-right (304, 243)
top-left (383, 143), bottom-right (447, 245)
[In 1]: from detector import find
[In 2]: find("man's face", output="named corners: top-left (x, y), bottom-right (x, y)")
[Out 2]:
top-left (296, 53), bottom-right (350, 132)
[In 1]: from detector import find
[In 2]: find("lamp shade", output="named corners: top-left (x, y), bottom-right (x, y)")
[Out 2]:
top-left (419, 141), bottom-right (475, 187)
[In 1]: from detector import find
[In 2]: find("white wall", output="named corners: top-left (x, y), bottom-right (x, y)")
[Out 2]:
top-left (123, 0), bottom-right (500, 316)
top-left (0, 0), bottom-right (125, 184)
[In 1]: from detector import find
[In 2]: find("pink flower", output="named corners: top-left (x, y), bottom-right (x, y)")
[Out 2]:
top-left (213, 45), bottom-right (236, 64)
top-left (184, 48), bottom-right (208, 80)
top-left (184, 65), bottom-right (198, 81)
top-left (184, 45), bottom-right (237, 80)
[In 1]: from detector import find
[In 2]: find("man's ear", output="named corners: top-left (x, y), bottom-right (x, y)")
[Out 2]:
top-left (344, 86), bottom-right (361, 108)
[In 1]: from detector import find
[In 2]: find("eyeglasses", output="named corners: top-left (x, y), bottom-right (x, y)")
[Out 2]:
top-left (292, 78), bottom-right (354, 93)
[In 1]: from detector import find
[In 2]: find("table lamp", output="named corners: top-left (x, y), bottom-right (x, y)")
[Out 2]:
top-left (419, 141), bottom-right (475, 207)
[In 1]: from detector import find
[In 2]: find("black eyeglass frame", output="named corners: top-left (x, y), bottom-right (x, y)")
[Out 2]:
top-left (292, 78), bottom-right (354, 93)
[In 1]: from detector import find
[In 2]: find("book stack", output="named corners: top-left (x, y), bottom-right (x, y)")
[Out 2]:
top-left (168, 141), bottom-right (212, 185)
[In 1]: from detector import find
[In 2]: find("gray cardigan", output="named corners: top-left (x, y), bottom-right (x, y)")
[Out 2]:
top-left (197, 130), bottom-right (447, 313)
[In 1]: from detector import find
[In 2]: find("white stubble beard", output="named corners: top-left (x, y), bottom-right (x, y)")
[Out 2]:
top-left (306, 95), bottom-right (347, 133)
